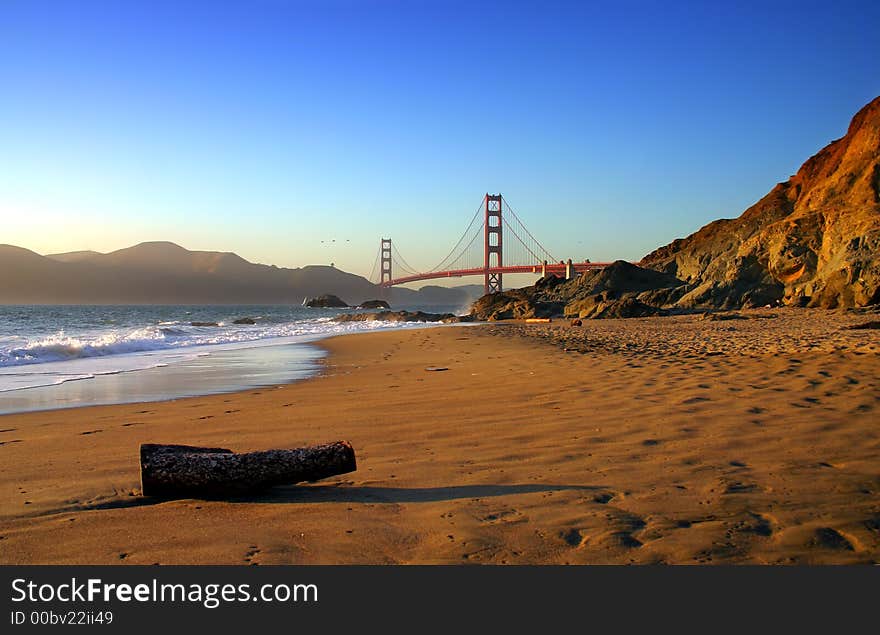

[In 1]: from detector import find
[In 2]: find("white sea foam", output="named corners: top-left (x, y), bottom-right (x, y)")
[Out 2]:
top-left (0, 316), bottom-right (435, 393)
top-left (3, 328), bottom-right (170, 365)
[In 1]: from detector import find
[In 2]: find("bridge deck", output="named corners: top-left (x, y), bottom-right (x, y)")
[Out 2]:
top-left (381, 262), bottom-right (615, 287)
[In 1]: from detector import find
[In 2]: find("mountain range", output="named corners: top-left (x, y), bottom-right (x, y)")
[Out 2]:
top-left (5, 97), bottom-right (877, 311)
top-left (0, 241), bottom-right (483, 307)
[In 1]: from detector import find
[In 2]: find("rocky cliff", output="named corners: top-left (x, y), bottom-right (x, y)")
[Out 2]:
top-left (643, 96), bottom-right (880, 309)
top-left (470, 260), bottom-right (686, 320)
top-left (472, 97), bottom-right (880, 320)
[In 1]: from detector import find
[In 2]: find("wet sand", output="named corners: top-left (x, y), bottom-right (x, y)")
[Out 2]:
top-left (1, 309), bottom-right (878, 564)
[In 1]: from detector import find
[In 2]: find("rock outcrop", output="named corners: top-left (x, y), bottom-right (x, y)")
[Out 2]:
top-left (304, 294), bottom-right (349, 308)
top-left (642, 96), bottom-right (880, 309)
top-left (470, 260), bottom-right (685, 320)
top-left (357, 300), bottom-right (391, 310)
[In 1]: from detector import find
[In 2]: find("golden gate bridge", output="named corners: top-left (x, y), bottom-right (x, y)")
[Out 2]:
top-left (368, 193), bottom-right (614, 294)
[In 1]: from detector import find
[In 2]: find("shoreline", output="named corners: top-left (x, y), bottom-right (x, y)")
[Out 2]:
top-left (0, 339), bottom-right (328, 416)
top-left (0, 311), bottom-right (878, 564)
top-left (0, 321), bottom-right (454, 416)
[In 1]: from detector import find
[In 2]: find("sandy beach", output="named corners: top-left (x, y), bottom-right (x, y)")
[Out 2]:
top-left (1, 308), bottom-right (878, 565)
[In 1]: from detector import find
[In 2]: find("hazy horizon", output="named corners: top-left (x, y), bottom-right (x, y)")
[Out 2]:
top-left (2, 1), bottom-right (879, 280)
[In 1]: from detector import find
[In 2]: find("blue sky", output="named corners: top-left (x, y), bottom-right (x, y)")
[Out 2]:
top-left (1, 0), bottom-right (878, 283)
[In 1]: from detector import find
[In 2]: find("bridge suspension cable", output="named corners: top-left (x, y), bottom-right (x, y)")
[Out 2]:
top-left (367, 248), bottom-right (381, 284)
top-left (426, 199), bottom-right (485, 273)
top-left (390, 243), bottom-right (420, 276)
top-left (431, 216), bottom-right (485, 272)
top-left (501, 196), bottom-right (557, 264)
top-left (372, 193), bottom-right (576, 289)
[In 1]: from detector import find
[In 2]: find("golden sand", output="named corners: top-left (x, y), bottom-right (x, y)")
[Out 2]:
top-left (1, 310), bottom-right (878, 564)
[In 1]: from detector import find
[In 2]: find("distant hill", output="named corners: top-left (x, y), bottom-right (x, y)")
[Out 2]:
top-left (642, 95), bottom-right (880, 309)
top-left (1, 241), bottom-right (484, 307)
top-left (46, 250), bottom-right (104, 263)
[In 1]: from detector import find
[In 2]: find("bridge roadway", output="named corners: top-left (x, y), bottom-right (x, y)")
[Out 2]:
top-left (380, 261), bottom-right (615, 287)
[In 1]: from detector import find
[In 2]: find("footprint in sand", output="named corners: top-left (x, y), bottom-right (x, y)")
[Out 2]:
top-left (561, 528), bottom-right (587, 548)
top-left (733, 512), bottom-right (776, 537)
top-left (589, 511), bottom-right (647, 550)
top-left (593, 530), bottom-right (643, 550)
top-left (723, 481), bottom-right (760, 494)
top-left (810, 527), bottom-right (856, 551)
top-left (478, 509), bottom-right (524, 525)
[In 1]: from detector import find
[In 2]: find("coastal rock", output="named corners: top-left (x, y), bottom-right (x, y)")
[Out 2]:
top-left (641, 95), bottom-right (880, 309)
top-left (470, 289), bottom-right (565, 321)
top-left (470, 261), bottom-right (683, 320)
top-left (565, 295), bottom-right (665, 319)
top-left (305, 294), bottom-right (349, 308)
top-left (357, 299), bottom-right (391, 309)
top-left (567, 260), bottom-right (684, 298)
top-left (233, 317), bottom-right (256, 324)
top-left (593, 297), bottom-right (666, 319)
top-left (334, 310), bottom-right (471, 323)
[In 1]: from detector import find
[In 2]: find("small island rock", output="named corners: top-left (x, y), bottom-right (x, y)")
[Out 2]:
top-left (305, 294), bottom-right (349, 308)
top-left (357, 299), bottom-right (391, 310)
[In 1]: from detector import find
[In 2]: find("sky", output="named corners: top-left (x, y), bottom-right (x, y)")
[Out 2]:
top-left (1, 0), bottom-right (879, 283)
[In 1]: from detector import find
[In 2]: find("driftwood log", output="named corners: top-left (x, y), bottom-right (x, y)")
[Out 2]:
top-left (140, 441), bottom-right (357, 498)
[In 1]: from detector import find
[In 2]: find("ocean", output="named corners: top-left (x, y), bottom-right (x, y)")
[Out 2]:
top-left (0, 304), bottom-right (460, 414)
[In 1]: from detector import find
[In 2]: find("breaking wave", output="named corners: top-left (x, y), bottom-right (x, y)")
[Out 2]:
top-left (0, 317), bottom-right (427, 369)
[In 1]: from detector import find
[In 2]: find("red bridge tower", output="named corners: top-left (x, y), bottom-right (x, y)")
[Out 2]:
top-left (379, 238), bottom-right (393, 300)
top-left (484, 194), bottom-right (503, 294)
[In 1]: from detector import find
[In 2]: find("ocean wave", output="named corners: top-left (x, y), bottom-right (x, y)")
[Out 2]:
top-left (0, 318), bottom-right (433, 369)
top-left (1, 328), bottom-right (171, 366)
